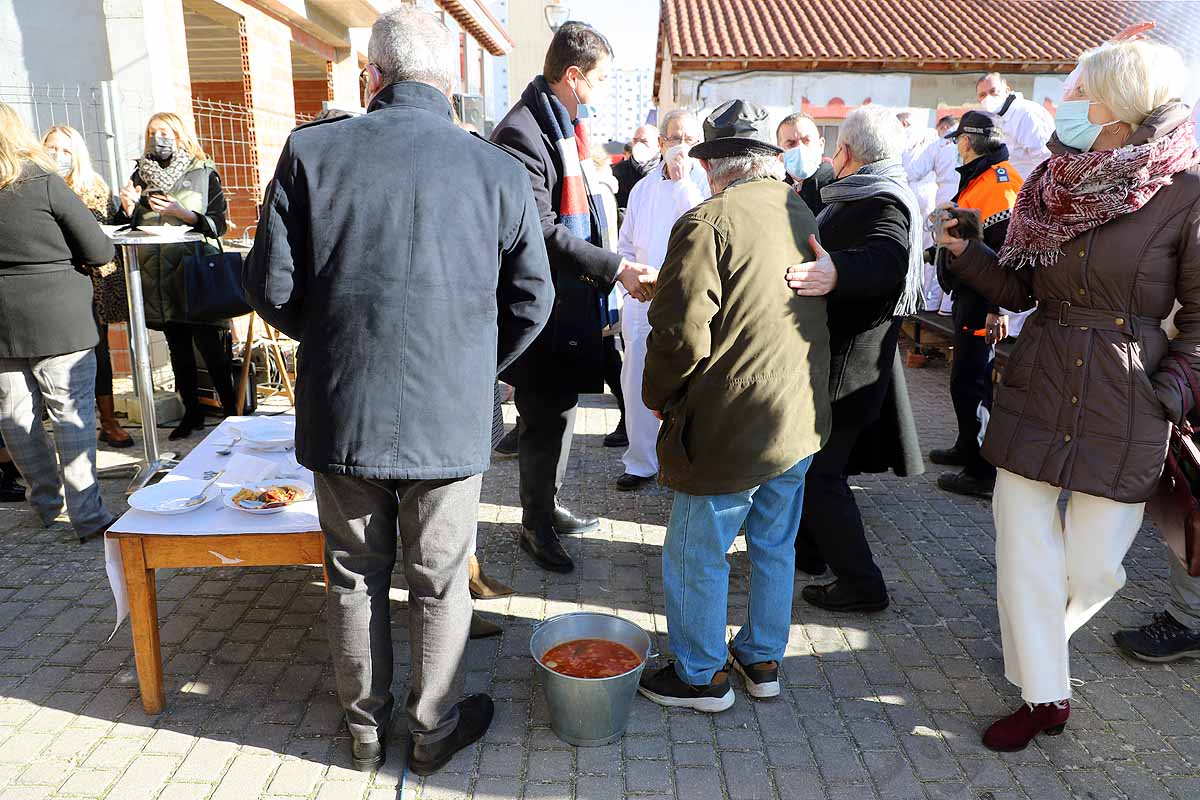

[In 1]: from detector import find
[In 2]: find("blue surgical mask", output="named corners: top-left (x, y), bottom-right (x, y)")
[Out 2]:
top-left (571, 72), bottom-right (597, 122)
top-left (1055, 99), bottom-right (1119, 152)
top-left (783, 145), bottom-right (823, 181)
top-left (55, 152), bottom-right (73, 178)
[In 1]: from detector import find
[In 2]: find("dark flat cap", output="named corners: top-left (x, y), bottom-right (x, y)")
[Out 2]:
top-left (690, 99), bottom-right (784, 160)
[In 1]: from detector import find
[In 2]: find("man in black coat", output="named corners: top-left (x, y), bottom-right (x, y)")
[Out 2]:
top-left (777, 112), bottom-right (836, 217)
top-left (491, 21), bottom-right (657, 573)
top-left (612, 123), bottom-right (661, 210)
top-left (243, 7), bottom-right (553, 776)
top-left (785, 106), bottom-right (925, 614)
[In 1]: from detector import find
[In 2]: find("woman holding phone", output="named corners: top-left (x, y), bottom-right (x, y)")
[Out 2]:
top-left (116, 112), bottom-right (234, 440)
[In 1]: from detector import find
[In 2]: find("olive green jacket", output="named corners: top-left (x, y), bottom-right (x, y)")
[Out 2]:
top-left (644, 177), bottom-right (832, 495)
top-left (117, 158), bottom-right (227, 327)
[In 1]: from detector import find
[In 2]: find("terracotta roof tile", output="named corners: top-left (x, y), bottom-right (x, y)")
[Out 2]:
top-left (659, 0), bottom-right (1200, 72)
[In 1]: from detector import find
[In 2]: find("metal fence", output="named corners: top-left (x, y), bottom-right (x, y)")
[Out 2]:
top-left (0, 83), bottom-right (120, 191)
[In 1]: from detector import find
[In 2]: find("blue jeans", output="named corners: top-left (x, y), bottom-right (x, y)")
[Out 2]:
top-left (662, 455), bottom-right (813, 686)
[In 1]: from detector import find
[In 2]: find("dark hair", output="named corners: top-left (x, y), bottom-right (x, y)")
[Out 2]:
top-left (937, 115), bottom-right (960, 129)
top-left (777, 111), bottom-right (816, 136)
top-left (543, 21), bottom-right (613, 83)
top-left (963, 130), bottom-right (1004, 156)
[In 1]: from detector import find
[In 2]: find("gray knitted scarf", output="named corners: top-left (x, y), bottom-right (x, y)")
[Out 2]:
top-left (817, 158), bottom-right (925, 317)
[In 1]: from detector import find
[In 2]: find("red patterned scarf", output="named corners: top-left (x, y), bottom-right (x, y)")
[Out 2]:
top-left (999, 118), bottom-right (1199, 270)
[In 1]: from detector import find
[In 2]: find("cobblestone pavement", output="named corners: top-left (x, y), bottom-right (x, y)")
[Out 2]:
top-left (1, 360), bottom-right (1200, 800)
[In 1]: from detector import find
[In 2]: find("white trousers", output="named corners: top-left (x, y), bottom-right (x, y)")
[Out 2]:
top-left (994, 469), bottom-right (1144, 703)
top-left (620, 299), bottom-right (660, 478)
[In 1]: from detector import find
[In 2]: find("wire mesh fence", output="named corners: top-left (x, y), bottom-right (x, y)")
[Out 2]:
top-left (0, 83), bottom-right (119, 191)
top-left (192, 97), bottom-right (260, 233)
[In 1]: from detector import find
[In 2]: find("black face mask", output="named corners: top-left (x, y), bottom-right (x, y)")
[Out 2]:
top-left (147, 135), bottom-right (175, 163)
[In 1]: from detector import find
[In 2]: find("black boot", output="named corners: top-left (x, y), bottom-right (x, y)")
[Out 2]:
top-left (169, 408), bottom-right (206, 441)
top-left (603, 418), bottom-right (628, 448)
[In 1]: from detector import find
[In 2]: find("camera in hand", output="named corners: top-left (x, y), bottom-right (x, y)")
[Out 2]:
top-left (940, 207), bottom-right (983, 241)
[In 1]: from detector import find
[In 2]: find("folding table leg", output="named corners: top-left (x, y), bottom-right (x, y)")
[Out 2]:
top-left (119, 537), bottom-right (165, 713)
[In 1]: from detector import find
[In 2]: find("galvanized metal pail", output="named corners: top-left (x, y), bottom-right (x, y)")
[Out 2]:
top-left (530, 612), bottom-right (652, 747)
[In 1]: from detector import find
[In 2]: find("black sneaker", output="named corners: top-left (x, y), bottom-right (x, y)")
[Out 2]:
top-left (929, 446), bottom-right (967, 466)
top-left (1114, 612), bottom-right (1200, 662)
top-left (494, 426), bottom-right (519, 457)
top-left (937, 470), bottom-right (995, 499)
top-left (729, 648), bottom-right (780, 699)
top-left (638, 661), bottom-right (734, 712)
top-left (615, 473), bottom-right (655, 492)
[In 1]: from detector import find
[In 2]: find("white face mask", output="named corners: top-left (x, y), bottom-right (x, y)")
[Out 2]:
top-left (630, 142), bottom-right (655, 165)
top-left (981, 93), bottom-right (1006, 115)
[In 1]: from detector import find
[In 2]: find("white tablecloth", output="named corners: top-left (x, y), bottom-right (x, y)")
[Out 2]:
top-left (104, 416), bottom-right (319, 632)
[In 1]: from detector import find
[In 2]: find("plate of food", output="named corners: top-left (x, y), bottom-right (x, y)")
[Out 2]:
top-left (129, 479), bottom-right (220, 515)
top-left (223, 481), bottom-right (313, 515)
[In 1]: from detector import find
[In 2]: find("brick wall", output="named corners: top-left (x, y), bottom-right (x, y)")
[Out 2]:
top-left (242, 11), bottom-right (295, 204)
top-left (293, 79), bottom-right (329, 120)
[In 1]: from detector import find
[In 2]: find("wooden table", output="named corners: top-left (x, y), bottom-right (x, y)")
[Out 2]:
top-left (104, 417), bottom-right (325, 714)
top-left (111, 530), bottom-right (323, 714)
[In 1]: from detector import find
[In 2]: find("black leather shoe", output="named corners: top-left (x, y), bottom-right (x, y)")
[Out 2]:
top-left (615, 472), bottom-right (655, 492)
top-left (168, 411), bottom-right (206, 441)
top-left (802, 581), bottom-right (889, 613)
top-left (0, 473), bottom-right (25, 503)
top-left (928, 447), bottom-right (967, 466)
top-left (351, 736), bottom-right (385, 772)
top-left (550, 504), bottom-right (599, 535)
top-left (937, 470), bottom-right (995, 498)
top-left (603, 419), bottom-right (628, 448)
top-left (520, 524), bottom-right (575, 573)
top-left (493, 425), bottom-right (519, 457)
top-left (408, 694), bottom-right (495, 777)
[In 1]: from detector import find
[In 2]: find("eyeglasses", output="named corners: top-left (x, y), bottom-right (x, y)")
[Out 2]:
top-left (664, 135), bottom-right (699, 146)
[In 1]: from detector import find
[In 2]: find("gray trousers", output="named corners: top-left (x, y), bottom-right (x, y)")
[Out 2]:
top-left (0, 350), bottom-right (113, 536)
top-left (315, 471), bottom-right (480, 746)
top-left (1169, 556), bottom-right (1200, 630)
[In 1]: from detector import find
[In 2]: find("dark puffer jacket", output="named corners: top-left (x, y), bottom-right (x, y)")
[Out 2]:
top-left (946, 102), bottom-right (1200, 503)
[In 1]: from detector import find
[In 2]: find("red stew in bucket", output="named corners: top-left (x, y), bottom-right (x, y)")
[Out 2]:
top-left (541, 638), bottom-right (642, 679)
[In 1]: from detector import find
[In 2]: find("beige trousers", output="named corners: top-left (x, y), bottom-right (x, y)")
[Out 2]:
top-left (993, 468), bottom-right (1144, 703)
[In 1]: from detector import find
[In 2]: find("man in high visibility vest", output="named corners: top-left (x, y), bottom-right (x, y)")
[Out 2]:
top-left (932, 111), bottom-right (1023, 498)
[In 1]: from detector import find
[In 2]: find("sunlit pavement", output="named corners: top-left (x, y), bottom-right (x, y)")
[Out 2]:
top-left (1, 361), bottom-right (1198, 800)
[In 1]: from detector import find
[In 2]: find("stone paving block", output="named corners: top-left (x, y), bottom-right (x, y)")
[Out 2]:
top-left (157, 784), bottom-right (216, 800)
top-left (526, 748), bottom-right (573, 783)
top-left (172, 738), bottom-right (239, 782)
top-left (624, 758), bottom-right (672, 793)
top-left (675, 766), bottom-right (723, 799)
top-left (106, 755), bottom-right (180, 800)
top-left (812, 735), bottom-right (868, 783)
top-left (721, 751), bottom-right (773, 800)
top-left (863, 749), bottom-right (923, 799)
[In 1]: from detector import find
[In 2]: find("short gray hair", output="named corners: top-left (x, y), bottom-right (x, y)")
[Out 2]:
top-left (704, 152), bottom-right (785, 193)
top-left (368, 7), bottom-right (458, 93)
top-left (658, 110), bottom-right (696, 137)
top-left (837, 106), bottom-right (904, 164)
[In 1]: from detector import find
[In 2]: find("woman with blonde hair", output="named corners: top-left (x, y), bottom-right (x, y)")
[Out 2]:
top-left (937, 39), bottom-right (1200, 751)
top-left (116, 112), bottom-right (233, 439)
top-left (0, 103), bottom-right (116, 542)
top-left (43, 124), bottom-right (133, 448)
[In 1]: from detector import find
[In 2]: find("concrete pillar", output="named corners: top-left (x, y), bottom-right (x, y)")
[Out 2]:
top-left (329, 48), bottom-right (363, 111)
top-left (239, 8), bottom-right (295, 198)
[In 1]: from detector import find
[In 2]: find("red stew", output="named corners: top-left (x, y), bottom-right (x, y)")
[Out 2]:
top-left (541, 638), bottom-right (642, 678)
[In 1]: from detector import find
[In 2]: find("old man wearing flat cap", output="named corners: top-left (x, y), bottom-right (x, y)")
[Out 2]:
top-left (637, 100), bottom-right (832, 712)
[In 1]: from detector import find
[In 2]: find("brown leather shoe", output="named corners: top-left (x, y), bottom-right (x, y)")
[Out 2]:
top-left (469, 555), bottom-right (514, 599)
top-left (982, 701), bottom-right (1069, 752)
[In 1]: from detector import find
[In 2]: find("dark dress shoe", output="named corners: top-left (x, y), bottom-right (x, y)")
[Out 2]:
top-left (470, 611), bottom-right (503, 639)
top-left (0, 473), bottom-right (25, 503)
top-left (168, 412), bottom-right (206, 441)
top-left (983, 701), bottom-right (1069, 752)
top-left (802, 581), bottom-right (889, 613)
top-left (408, 694), bottom-right (494, 777)
top-left (615, 472), bottom-right (655, 492)
top-left (937, 470), bottom-right (995, 498)
top-left (493, 425), bottom-right (519, 457)
top-left (928, 446), bottom-right (967, 466)
top-left (603, 419), bottom-right (628, 448)
top-left (550, 504), bottom-right (599, 534)
top-left (351, 736), bottom-right (385, 771)
top-left (520, 524), bottom-right (575, 573)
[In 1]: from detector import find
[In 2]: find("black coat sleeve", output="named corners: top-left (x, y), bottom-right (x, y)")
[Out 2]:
top-left (191, 169), bottom-right (228, 239)
top-left (243, 139), bottom-right (307, 340)
top-left (47, 174), bottom-right (115, 267)
top-left (492, 122), bottom-right (623, 290)
top-left (827, 198), bottom-right (909, 302)
top-left (497, 183), bottom-right (554, 373)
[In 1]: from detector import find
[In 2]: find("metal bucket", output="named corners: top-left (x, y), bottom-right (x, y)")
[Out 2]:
top-left (530, 612), bottom-right (652, 747)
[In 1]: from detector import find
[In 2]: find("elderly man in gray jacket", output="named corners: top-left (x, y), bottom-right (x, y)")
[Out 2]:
top-left (243, 7), bottom-right (552, 776)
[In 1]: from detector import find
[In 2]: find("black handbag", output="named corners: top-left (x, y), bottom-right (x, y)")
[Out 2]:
top-left (183, 239), bottom-right (252, 322)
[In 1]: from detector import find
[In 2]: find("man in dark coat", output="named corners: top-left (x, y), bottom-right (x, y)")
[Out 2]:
top-left (491, 20), bottom-right (657, 574)
top-left (243, 7), bottom-right (553, 776)
top-left (786, 106), bottom-right (926, 614)
top-left (613, 123), bottom-right (661, 210)
top-left (777, 112), bottom-right (836, 217)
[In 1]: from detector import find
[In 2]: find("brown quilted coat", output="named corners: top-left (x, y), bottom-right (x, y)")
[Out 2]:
top-left (947, 102), bottom-right (1200, 503)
